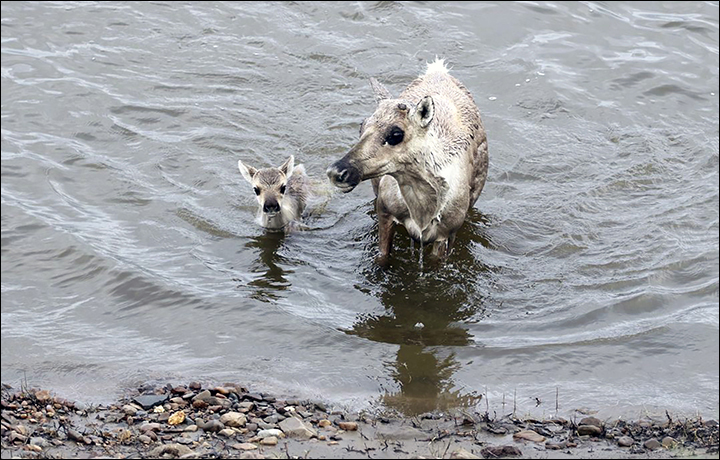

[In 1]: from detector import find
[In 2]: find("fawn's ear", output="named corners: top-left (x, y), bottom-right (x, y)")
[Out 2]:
top-left (279, 155), bottom-right (294, 179)
top-left (238, 160), bottom-right (257, 184)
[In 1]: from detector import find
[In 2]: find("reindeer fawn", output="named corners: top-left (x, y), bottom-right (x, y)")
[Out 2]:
top-left (238, 155), bottom-right (310, 231)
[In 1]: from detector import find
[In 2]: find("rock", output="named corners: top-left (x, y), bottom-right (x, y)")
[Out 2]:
top-left (644, 438), bottom-right (662, 450)
top-left (662, 436), bottom-right (675, 448)
top-left (240, 453), bottom-right (264, 459)
top-left (29, 437), bottom-right (48, 448)
top-left (545, 441), bottom-right (566, 450)
top-left (220, 412), bottom-right (247, 428)
top-left (149, 443), bottom-right (193, 458)
top-left (258, 429), bottom-right (284, 439)
top-left (233, 443), bottom-right (258, 451)
top-left (140, 422), bottom-right (162, 433)
top-left (279, 416), bottom-right (316, 439)
top-left (257, 420), bottom-right (276, 430)
top-left (577, 424), bottom-right (602, 436)
top-left (138, 434), bottom-right (152, 444)
top-left (579, 416), bottom-right (603, 428)
top-left (169, 410), bottom-right (186, 426)
top-left (214, 387), bottom-right (231, 395)
top-left (376, 425), bottom-right (424, 440)
top-left (264, 414), bottom-right (284, 424)
top-left (318, 419), bottom-right (332, 427)
top-left (133, 394), bottom-right (168, 410)
top-left (184, 424), bottom-right (198, 432)
top-left (244, 393), bottom-right (264, 402)
top-left (450, 448), bottom-right (481, 459)
top-left (219, 428), bottom-right (236, 437)
top-left (199, 419), bottom-right (224, 433)
top-left (74, 402), bottom-right (87, 411)
top-left (618, 436), bottom-right (634, 447)
top-left (245, 423), bottom-right (258, 432)
top-left (260, 435), bottom-right (278, 446)
top-left (122, 404), bottom-right (138, 416)
top-left (9, 432), bottom-right (27, 444)
top-left (67, 429), bottom-right (85, 442)
top-left (192, 400), bottom-right (208, 409)
top-left (35, 390), bottom-right (51, 402)
top-left (238, 402), bottom-right (255, 413)
top-left (480, 446), bottom-right (522, 457)
top-left (189, 382), bottom-right (202, 390)
top-left (338, 421), bottom-right (358, 431)
top-left (513, 430), bottom-right (546, 443)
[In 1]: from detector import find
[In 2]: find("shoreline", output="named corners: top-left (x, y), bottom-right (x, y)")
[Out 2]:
top-left (2, 381), bottom-right (718, 459)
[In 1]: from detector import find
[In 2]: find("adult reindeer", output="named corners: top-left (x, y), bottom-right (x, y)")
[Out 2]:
top-left (327, 60), bottom-right (488, 265)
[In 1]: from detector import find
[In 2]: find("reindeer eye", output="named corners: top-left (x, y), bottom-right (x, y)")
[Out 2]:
top-left (280, 184), bottom-right (286, 194)
top-left (253, 187), bottom-right (260, 196)
top-left (386, 127), bottom-right (404, 146)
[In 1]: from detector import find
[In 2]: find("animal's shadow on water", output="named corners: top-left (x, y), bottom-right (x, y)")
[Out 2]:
top-left (243, 231), bottom-right (292, 302)
top-left (346, 209), bottom-right (496, 415)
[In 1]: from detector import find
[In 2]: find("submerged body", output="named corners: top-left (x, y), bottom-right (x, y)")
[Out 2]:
top-left (238, 155), bottom-right (309, 231)
top-left (327, 60), bottom-right (488, 263)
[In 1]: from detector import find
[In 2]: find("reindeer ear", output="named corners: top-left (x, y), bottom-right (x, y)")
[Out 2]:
top-left (370, 78), bottom-right (392, 104)
top-left (279, 155), bottom-right (294, 179)
top-left (412, 96), bottom-right (434, 128)
top-left (238, 160), bottom-right (257, 184)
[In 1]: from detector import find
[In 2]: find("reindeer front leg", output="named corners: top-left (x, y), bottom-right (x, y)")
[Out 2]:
top-left (376, 200), bottom-right (396, 267)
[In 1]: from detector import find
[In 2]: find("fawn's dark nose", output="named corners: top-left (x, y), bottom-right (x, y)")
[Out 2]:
top-left (263, 199), bottom-right (280, 214)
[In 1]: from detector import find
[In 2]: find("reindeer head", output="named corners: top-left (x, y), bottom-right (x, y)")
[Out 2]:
top-left (327, 78), bottom-right (435, 192)
top-left (238, 156), bottom-right (295, 226)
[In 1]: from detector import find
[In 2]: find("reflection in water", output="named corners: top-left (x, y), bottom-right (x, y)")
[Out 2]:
top-left (244, 232), bottom-right (292, 302)
top-left (347, 211), bottom-right (494, 415)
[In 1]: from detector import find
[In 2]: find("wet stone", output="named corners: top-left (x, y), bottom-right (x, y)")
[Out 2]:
top-left (245, 423), bottom-right (258, 432)
top-left (644, 438), bottom-right (662, 450)
top-left (133, 394), bottom-right (168, 410)
top-left (579, 416), bottom-right (603, 428)
top-left (238, 402), bottom-right (254, 413)
top-left (577, 424), bottom-right (602, 436)
top-left (219, 428), bottom-right (235, 437)
top-left (618, 436), bottom-right (634, 447)
top-left (258, 429), bottom-right (284, 439)
top-left (279, 416), bottom-right (316, 439)
top-left (481, 446), bottom-right (522, 457)
top-left (338, 421), bottom-right (358, 431)
top-left (513, 430), bottom-right (545, 443)
top-left (138, 434), bottom-right (152, 444)
top-left (200, 419), bottom-right (224, 433)
top-left (545, 440), bottom-right (566, 450)
top-left (662, 436), bottom-right (675, 448)
top-left (450, 448), bottom-right (481, 459)
top-left (233, 443), bottom-right (258, 451)
top-left (220, 412), bottom-right (247, 428)
top-left (260, 435), bottom-right (278, 446)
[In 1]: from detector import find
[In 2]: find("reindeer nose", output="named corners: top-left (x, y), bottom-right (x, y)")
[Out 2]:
top-left (263, 201), bottom-right (280, 213)
top-left (327, 160), bottom-right (361, 191)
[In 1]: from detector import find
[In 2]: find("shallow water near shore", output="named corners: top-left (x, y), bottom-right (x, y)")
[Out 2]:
top-left (1, 1), bottom-right (718, 419)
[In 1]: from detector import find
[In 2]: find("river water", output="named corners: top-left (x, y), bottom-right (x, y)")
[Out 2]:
top-left (2, 1), bottom-right (718, 419)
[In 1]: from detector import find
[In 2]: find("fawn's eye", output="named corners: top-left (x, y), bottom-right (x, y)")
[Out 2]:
top-left (385, 126), bottom-right (404, 146)
top-left (279, 184), bottom-right (286, 194)
top-left (253, 187), bottom-right (260, 196)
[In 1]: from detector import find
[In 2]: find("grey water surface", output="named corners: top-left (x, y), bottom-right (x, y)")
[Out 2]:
top-left (2, 1), bottom-right (718, 418)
